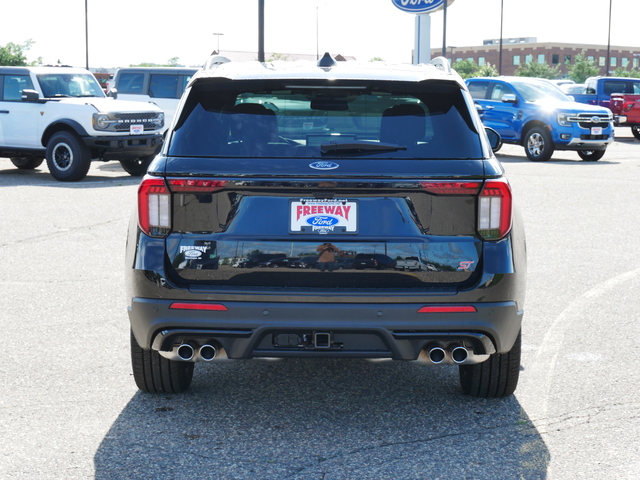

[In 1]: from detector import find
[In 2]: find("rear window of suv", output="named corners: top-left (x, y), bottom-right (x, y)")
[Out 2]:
top-left (168, 79), bottom-right (483, 159)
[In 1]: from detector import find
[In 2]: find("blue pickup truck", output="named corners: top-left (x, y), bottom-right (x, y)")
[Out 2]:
top-left (570, 76), bottom-right (640, 110)
top-left (467, 76), bottom-right (614, 161)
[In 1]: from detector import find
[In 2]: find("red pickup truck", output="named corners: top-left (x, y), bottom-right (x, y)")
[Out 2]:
top-left (610, 93), bottom-right (640, 140)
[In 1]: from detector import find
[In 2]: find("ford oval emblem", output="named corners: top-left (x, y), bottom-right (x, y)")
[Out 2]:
top-left (306, 216), bottom-right (339, 227)
top-left (309, 161), bottom-right (339, 170)
top-left (184, 250), bottom-right (202, 259)
top-left (391, 0), bottom-right (454, 14)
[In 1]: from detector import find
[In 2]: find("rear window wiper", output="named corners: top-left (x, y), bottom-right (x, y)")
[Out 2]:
top-left (320, 141), bottom-right (407, 156)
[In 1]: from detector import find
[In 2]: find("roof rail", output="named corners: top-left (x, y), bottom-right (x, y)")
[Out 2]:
top-left (429, 56), bottom-right (452, 74)
top-left (204, 55), bottom-right (231, 70)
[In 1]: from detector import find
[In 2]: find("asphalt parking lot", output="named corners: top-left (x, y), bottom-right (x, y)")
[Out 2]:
top-left (1, 129), bottom-right (639, 479)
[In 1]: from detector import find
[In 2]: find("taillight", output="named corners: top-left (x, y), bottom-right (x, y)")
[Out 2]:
top-left (478, 179), bottom-right (512, 240)
top-left (137, 177), bottom-right (229, 237)
top-left (623, 101), bottom-right (635, 113)
top-left (138, 176), bottom-right (171, 237)
top-left (420, 181), bottom-right (482, 195)
top-left (167, 179), bottom-right (228, 193)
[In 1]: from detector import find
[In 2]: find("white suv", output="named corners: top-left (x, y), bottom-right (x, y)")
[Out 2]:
top-left (0, 66), bottom-right (164, 181)
top-left (108, 67), bottom-right (199, 131)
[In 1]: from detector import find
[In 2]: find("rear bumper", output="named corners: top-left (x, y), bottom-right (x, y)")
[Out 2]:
top-left (128, 297), bottom-right (523, 360)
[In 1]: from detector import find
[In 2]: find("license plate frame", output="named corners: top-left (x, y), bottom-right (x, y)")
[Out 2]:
top-left (289, 198), bottom-right (359, 235)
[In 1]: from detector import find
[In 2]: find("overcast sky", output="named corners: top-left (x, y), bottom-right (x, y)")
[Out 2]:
top-left (1, 0), bottom-right (637, 69)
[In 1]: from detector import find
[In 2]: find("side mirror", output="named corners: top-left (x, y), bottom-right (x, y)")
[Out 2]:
top-left (107, 87), bottom-right (118, 99)
top-left (21, 89), bottom-right (41, 102)
top-left (501, 93), bottom-right (517, 104)
top-left (485, 127), bottom-right (502, 153)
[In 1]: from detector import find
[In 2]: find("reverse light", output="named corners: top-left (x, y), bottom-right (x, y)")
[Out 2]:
top-left (478, 179), bottom-right (513, 240)
top-left (417, 305), bottom-right (477, 313)
top-left (138, 176), bottom-right (171, 237)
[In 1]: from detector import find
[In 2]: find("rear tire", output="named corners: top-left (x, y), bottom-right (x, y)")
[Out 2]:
top-left (130, 330), bottom-right (194, 393)
top-left (577, 149), bottom-right (605, 161)
top-left (459, 330), bottom-right (521, 397)
top-left (45, 131), bottom-right (91, 181)
top-left (631, 126), bottom-right (640, 140)
top-left (10, 157), bottom-right (45, 170)
top-left (524, 127), bottom-right (554, 161)
top-left (119, 155), bottom-right (155, 176)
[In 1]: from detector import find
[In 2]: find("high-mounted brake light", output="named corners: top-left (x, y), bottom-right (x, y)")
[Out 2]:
top-left (417, 305), bottom-right (477, 313)
top-left (138, 176), bottom-right (171, 237)
top-left (478, 179), bottom-right (512, 240)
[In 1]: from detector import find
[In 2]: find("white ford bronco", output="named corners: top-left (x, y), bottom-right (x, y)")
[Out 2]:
top-left (0, 66), bottom-right (164, 181)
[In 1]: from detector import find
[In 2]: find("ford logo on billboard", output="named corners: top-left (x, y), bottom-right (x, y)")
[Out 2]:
top-left (306, 216), bottom-right (339, 227)
top-left (391, 0), bottom-right (454, 14)
top-left (309, 161), bottom-right (339, 170)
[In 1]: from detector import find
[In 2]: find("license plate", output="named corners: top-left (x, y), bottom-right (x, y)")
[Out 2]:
top-left (290, 199), bottom-right (358, 234)
top-left (130, 124), bottom-right (144, 135)
top-left (591, 126), bottom-right (603, 135)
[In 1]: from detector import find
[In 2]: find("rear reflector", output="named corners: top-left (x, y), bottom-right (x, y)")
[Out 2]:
top-left (417, 305), bottom-right (477, 313)
top-left (138, 176), bottom-right (171, 237)
top-left (169, 303), bottom-right (228, 311)
top-left (478, 179), bottom-right (512, 240)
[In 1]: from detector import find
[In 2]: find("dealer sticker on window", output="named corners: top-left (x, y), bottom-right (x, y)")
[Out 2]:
top-left (130, 124), bottom-right (144, 135)
top-left (290, 198), bottom-right (358, 234)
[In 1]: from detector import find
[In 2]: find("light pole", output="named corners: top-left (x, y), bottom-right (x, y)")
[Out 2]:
top-left (212, 33), bottom-right (224, 54)
top-left (499, 0), bottom-right (504, 75)
top-left (606, 0), bottom-right (612, 76)
top-left (84, 0), bottom-right (89, 69)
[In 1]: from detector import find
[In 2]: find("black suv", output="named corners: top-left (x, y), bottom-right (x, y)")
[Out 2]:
top-left (126, 55), bottom-right (526, 397)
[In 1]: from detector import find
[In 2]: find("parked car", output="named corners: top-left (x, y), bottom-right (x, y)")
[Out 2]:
top-left (570, 76), bottom-right (640, 112)
top-left (289, 256), bottom-right (318, 269)
top-left (610, 93), bottom-right (640, 139)
top-left (0, 66), bottom-right (164, 180)
top-left (353, 253), bottom-right (397, 270)
top-left (396, 256), bottom-right (422, 271)
top-left (238, 253), bottom-right (286, 268)
top-left (126, 55), bottom-right (526, 398)
top-left (467, 76), bottom-right (613, 161)
top-left (560, 83), bottom-right (586, 95)
top-left (108, 67), bottom-right (199, 131)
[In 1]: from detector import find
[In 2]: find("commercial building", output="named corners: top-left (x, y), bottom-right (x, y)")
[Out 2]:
top-left (433, 38), bottom-right (640, 76)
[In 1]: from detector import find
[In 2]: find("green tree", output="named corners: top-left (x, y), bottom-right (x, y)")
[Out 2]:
top-left (369, 57), bottom-right (384, 62)
top-left (0, 39), bottom-right (34, 66)
top-left (452, 59), bottom-right (478, 79)
top-left (567, 51), bottom-right (600, 83)
top-left (129, 57), bottom-right (183, 67)
top-left (475, 62), bottom-right (499, 77)
top-left (612, 67), bottom-right (640, 78)
top-left (514, 60), bottom-right (560, 79)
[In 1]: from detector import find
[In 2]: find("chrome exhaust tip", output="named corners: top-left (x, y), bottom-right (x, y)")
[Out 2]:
top-left (451, 345), bottom-right (469, 364)
top-left (428, 346), bottom-right (446, 364)
top-left (199, 344), bottom-right (217, 361)
top-left (177, 344), bottom-right (195, 361)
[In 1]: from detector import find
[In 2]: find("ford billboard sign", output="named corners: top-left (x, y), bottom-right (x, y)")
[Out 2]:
top-left (391, 0), bottom-right (454, 14)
